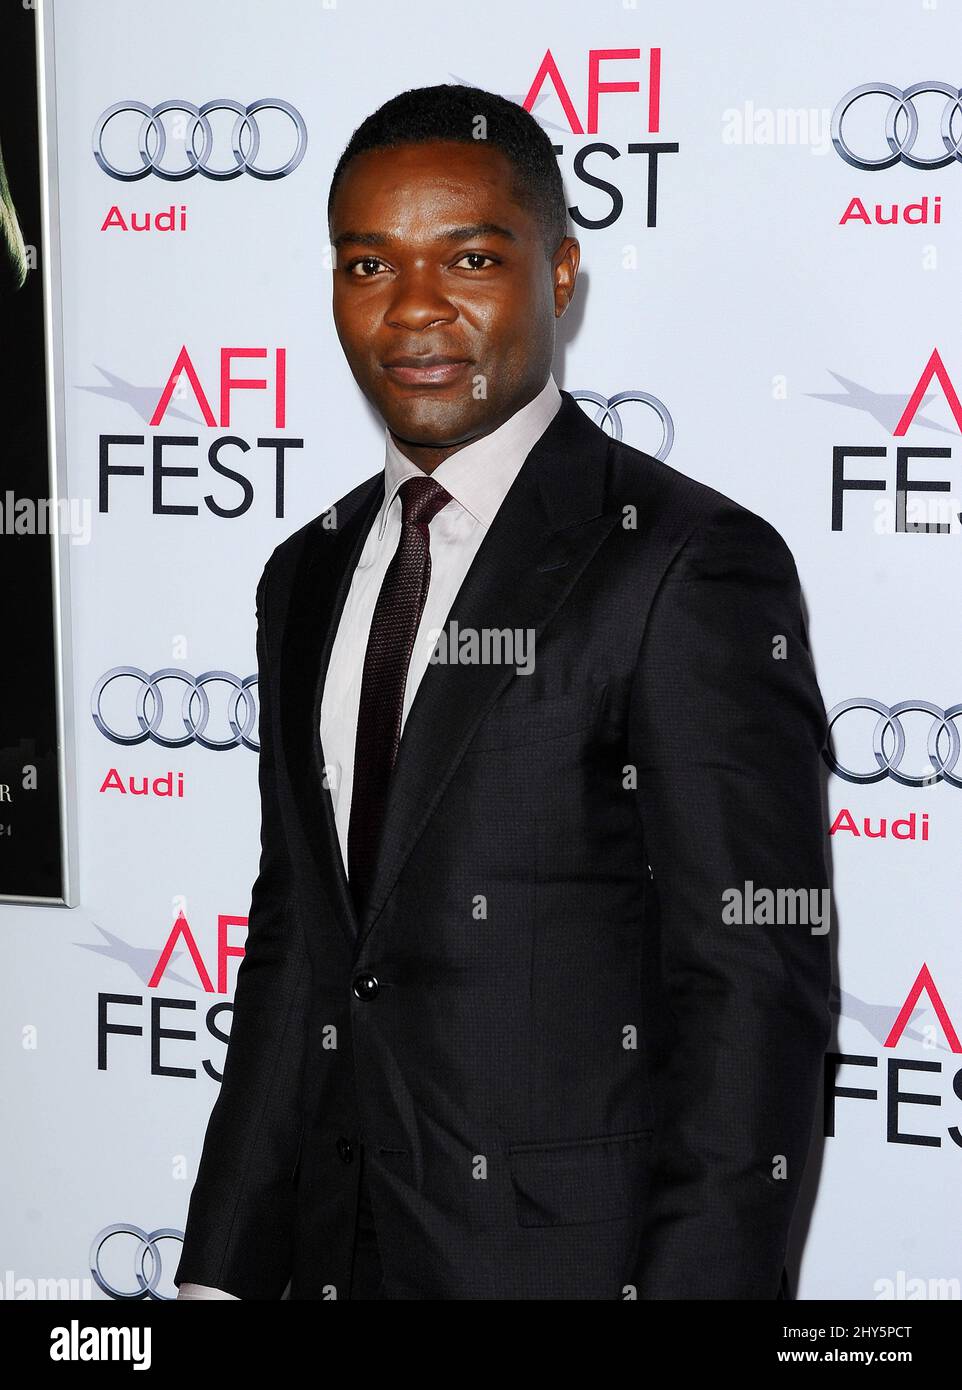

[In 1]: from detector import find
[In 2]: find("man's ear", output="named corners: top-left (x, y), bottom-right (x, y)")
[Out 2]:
top-left (552, 237), bottom-right (580, 317)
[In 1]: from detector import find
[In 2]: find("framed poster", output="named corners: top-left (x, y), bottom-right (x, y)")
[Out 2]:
top-left (0, 0), bottom-right (76, 904)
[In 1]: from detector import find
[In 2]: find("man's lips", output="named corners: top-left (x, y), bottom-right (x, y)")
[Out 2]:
top-left (381, 356), bottom-right (472, 387)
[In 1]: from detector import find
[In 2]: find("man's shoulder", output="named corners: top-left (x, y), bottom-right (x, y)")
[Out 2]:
top-left (603, 433), bottom-right (797, 575)
top-left (258, 470), bottom-right (383, 589)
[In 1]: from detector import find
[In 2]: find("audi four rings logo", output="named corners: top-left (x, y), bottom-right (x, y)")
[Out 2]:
top-left (570, 390), bottom-right (675, 461)
top-left (91, 1224), bottom-right (183, 1301)
top-left (824, 699), bottom-right (962, 787)
top-left (832, 82), bottom-right (962, 169)
top-left (92, 668), bottom-right (259, 750)
top-left (93, 99), bottom-right (308, 180)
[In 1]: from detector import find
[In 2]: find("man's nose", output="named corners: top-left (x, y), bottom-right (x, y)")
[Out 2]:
top-left (383, 272), bottom-right (458, 331)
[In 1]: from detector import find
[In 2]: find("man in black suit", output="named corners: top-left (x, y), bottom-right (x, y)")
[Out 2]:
top-left (175, 84), bottom-right (832, 1301)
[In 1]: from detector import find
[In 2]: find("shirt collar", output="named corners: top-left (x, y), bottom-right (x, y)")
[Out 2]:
top-left (378, 372), bottom-right (562, 539)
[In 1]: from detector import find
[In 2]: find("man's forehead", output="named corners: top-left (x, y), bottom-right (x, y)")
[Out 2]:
top-left (331, 218), bottom-right (520, 252)
top-left (333, 171), bottom-right (532, 246)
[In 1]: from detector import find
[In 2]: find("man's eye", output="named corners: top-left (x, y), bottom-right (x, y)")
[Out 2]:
top-left (344, 252), bottom-right (497, 276)
top-left (348, 257), bottom-right (388, 277)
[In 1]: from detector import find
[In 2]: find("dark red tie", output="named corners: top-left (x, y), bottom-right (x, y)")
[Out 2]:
top-left (347, 474), bottom-right (452, 916)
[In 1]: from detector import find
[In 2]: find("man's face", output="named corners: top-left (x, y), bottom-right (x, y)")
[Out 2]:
top-left (330, 139), bottom-right (578, 457)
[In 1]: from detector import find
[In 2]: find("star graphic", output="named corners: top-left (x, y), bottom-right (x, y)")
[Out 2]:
top-left (77, 921), bottom-right (201, 991)
top-left (833, 984), bottom-right (949, 1051)
top-left (807, 371), bottom-right (958, 435)
top-left (77, 365), bottom-right (201, 426)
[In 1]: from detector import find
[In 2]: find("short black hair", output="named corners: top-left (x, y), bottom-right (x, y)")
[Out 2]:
top-left (327, 83), bottom-right (568, 255)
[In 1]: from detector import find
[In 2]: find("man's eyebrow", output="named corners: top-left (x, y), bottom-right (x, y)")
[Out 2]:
top-left (332, 222), bottom-right (517, 251)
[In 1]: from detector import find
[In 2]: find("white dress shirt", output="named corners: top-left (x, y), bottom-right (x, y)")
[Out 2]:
top-left (320, 371), bottom-right (562, 878)
top-left (177, 371), bottom-right (562, 1301)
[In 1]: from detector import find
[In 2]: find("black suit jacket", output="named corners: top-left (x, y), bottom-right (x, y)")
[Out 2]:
top-left (174, 390), bottom-right (832, 1299)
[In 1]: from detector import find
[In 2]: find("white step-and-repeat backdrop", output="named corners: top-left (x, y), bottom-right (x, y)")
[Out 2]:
top-left (3, 0), bottom-right (961, 1300)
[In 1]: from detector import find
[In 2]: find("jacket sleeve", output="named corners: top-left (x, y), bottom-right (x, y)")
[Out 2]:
top-left (627, 503), bottom-right (833, 1299)
top-left (174, 559), bottom-right (312, 1300)
top-left (176, 1282), bottom-right (239, 1300)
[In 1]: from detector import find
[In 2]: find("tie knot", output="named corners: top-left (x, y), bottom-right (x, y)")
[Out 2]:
top-left (398, 475), bottom-right (452, 529)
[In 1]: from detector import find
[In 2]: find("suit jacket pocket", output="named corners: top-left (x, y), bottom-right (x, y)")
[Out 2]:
top-left (507, 1128), bottom-right (653, 1227)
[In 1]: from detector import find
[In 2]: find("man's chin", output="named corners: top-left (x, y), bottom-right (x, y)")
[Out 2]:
top-left (380, 397), bottom-right (488, 450)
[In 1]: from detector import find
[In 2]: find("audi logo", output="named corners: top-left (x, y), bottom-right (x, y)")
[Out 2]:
top-left (92, 668), bottom-right (259, 750)
top-left (570, 390), bottom-right (674, 461)
top-left (832, 82), bottom-right (962, 170)
top-left (93, 99), bottom-right (308, 181)
top-left (824, 698), bottom-right (962, 787)
top-left (90, 1224), bottom-right (183, 1301)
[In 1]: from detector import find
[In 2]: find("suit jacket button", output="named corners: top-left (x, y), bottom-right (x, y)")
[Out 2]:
top-left (336, 1136), bottom-right (354, 1164)
top-left (352, 972), bottom-right (379, 1000)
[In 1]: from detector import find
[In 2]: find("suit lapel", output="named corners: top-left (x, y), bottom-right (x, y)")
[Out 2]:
top-left (279, 390), bottom-right (619, 958)
top-left (279, 476), bottom-right (381, 952)
top-left (356, 391), bottom-right (618, 951)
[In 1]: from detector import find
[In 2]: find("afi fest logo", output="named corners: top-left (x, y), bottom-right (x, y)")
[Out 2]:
top-left (95, 345), bottom-right (302, 519)
top-left (522, 47), bottom-right (678, 230)
top-left (826, 349), bottom-right (962, 536)
top-left (827, 964), bottom-right (962, 1152)
top-left (96, 909), bottom-right (249, 1081)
